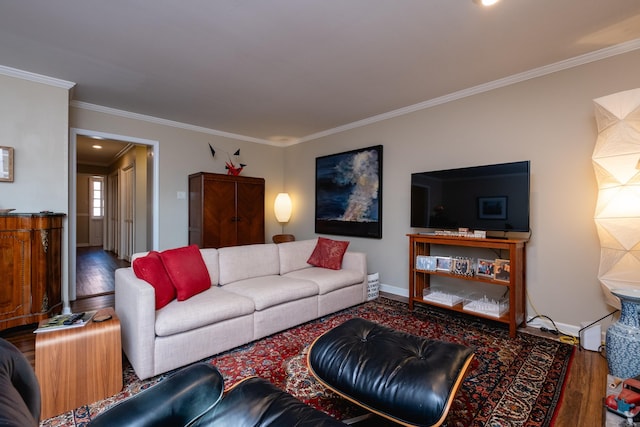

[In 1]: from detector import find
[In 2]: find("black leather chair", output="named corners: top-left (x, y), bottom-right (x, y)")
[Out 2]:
top-left (89, 363), bottom-right (344, 427)
top-left (192, 375), bottom-right (344, 427)
top-left (0, 338), bottom-right (41, 427)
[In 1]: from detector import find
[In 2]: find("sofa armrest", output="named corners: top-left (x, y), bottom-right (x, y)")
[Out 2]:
top-left (89, 363), bottom-right (223, 427)
top-left (341, 251), bottom-right (366, 273)
top-left (115, 268), bottom-right (157, 380)
top-left (341, 251), bottom-right (368, 301)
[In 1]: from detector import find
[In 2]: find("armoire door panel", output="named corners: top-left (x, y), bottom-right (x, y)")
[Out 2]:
top-left (236, 181), bottom-right (265, 245)
top-left (189, 172), bottom-right (265, 249)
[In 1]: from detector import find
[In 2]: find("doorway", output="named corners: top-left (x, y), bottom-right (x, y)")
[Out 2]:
top-left (69, 129), bottom-right (159, 305)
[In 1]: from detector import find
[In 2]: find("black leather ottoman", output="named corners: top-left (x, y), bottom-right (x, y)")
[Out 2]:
top-left (307, 318), bottom-right (474, 427)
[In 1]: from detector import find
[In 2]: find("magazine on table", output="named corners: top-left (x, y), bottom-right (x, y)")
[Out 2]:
top-left (34, 311), bottom-right (96, 333)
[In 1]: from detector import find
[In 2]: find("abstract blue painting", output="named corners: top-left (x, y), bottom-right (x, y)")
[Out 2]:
top-left (315, 145), bottom-right (382, 238)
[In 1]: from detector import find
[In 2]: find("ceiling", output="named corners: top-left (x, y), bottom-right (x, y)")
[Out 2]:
top-left (76, 136), bottom-right (132, 167)
top-left (2, 1), bottom-right (640, 147)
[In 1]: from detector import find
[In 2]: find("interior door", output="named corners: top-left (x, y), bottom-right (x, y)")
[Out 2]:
top-left (121, 164), bottom-right (135, 261)
top-left (107, 171), bottom-right (119, 253)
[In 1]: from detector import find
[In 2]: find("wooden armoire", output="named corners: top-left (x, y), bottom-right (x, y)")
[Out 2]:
top-left (0, 213), bottom-right (64, 330)
top-left (188, 172), bottom-right (265, 248)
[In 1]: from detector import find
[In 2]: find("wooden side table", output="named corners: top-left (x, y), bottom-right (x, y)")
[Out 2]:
top-left (35, 308), bottom-right (123, 419)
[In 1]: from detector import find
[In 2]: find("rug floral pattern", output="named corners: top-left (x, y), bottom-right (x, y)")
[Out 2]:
top-left (40, 298), bottom-right (574, 427)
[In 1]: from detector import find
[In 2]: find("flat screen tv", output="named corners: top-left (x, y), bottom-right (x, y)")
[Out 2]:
top-left (410, 160), bottom-right (530, 233)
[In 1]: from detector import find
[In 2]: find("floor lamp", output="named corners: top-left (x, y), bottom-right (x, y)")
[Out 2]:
top-left (593, 87), bottom-right (640, 378)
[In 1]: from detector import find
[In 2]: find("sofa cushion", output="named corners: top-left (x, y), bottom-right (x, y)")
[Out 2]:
top-left (160, 245), bottom-right (212, 301)
top-left (283, 267), bottom-right (364, 295)
top-left (223, 276), bottom-right (318, 311)
top-left (277, 239), bottom-right (318, 275)
top-left (218, 244), bottom-right (280, 285)
top-left (199, 248), bottom-right (220, 286)
top-left (155, 287), bottom-right (255, 337)
top-left (132, 251), bottom-right (176, 310)
top-left (307, 237), bottom-right (349, 270)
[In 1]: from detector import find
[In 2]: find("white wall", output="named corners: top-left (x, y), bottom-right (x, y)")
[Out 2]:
top-left (0, 75), bottom-right (69, 212)
top-left (283, 49), bottom-right (640, 330)
top-left (4, 48), bottom-right (640, 332)
top-left (0, 73), bottom-right (71, 305)
top-left (69, 107), bottom-right (286, 250)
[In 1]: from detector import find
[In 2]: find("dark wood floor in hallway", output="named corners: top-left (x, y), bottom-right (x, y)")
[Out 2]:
top-left (76, 246), bottom-right (130, 297)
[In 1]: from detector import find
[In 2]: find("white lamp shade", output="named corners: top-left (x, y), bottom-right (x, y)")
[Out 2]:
top-left (593, 88), bottom-right (640, 308)
top-left (274, 193), bottom-right (292, 223)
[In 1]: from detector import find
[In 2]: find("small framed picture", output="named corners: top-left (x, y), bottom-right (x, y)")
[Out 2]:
top-left (452, 257), bottom-right (473, 276)
top-left (416, 255), bottom-right (436, 271)
top-left (476, 258), bottom-right (495, 278)
top-left (494, 259), bottom-right (511, 282)
top-left (0, 146), bottom-right (14, 182)
top-left (435, 256), bottom-right (452, 272)
top-left (416, 255), bottom-right (428, 270)
top-left (478, 196), bottom-right (507, 220)
top-left (424, 256), bottom-right (437, 271)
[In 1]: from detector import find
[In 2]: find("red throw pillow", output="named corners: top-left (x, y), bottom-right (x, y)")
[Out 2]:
top-left (159, 244), bottom-right (211, 301)
top-left (307, 237), bottom-right (350, 270)
top-left (132, 251), bottom-right (176, 310)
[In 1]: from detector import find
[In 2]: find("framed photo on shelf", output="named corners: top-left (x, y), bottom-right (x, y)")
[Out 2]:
top-left (424, 256), bottom-right (437, 271)
top-left (435, 256), bottom-right (452, 272)
top-left (452, 257), bottom-right (473, 276)
top-left (476, 258), bottom-right (495, 278)
top-left (416, 255), bottom-right (436, 271)
top-left (416, 255), bottom-right (427, 270)
top-left (494, 259), bottom-right (511, 282)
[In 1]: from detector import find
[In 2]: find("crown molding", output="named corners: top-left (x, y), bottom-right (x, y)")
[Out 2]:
top-left (69, 101), bottom-right (280, 146)
top-left (298, 38), bottom-right (640, 144)
top-left (0, 65), bottom-right (75, 89)
top-left (17, 37), bottom-right (640, 147)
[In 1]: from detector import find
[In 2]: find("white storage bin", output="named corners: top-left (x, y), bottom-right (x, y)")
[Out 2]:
top-left (367, 273), bottom-right (379, 300)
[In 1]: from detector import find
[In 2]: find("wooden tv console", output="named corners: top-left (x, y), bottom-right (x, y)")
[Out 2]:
top-left (408, 233), bottom-right (526, 337)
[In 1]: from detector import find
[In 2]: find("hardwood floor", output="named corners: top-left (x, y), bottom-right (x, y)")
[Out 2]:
top-left (76, 246), bottom-right (129, 298)
top-left (554, 347), bottom-right (608, 427)
top-left (1, 287), bottom-right (607, 425)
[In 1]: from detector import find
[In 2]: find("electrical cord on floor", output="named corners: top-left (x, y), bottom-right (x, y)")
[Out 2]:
top-left (528, 314), bottom-right (579, 345)
top-left (527, 291), bottom-right (582, 345)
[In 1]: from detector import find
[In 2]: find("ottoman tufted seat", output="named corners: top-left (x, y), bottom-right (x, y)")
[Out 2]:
top-left (307, 318), bottom-right (474, 427)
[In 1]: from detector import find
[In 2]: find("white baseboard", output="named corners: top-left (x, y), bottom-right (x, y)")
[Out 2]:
top-left (379, 283), bottom-right (408, 298)
top-left (526, 317), bottom-right (581, 338)
top-left (378, 283), bottom-right (593, 341)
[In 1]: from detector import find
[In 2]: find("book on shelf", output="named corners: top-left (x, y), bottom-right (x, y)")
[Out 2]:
top-left (34, 311), bottom-right (96, 333)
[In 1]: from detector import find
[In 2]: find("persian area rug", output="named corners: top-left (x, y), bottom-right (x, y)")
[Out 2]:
top-left (40, 297), bottom-right (574, 427)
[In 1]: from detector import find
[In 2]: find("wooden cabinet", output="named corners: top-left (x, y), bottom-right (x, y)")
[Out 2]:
top-left (189, 172), bottom-right (265, 248)
top-left (36, 307), bottom-right (122, 419)
top-left (408, 233), bottom-right (526, 337)
top-left (0, 213), bottom-right (64, 330)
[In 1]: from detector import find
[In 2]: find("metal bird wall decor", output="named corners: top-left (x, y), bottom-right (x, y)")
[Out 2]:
top-left (208, 144), bottom-right (246, 175)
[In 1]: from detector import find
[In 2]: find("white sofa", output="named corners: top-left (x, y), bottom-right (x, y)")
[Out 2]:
top-left (115, 239), bottom-right (368, 380)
